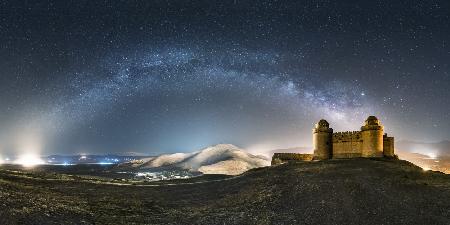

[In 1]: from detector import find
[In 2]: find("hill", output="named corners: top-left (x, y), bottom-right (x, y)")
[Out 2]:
top-left (120, 144), bottom-right (270, 175)
top-left (266, 142), bottom-right (450, 174)
top-left (0, 158), bottom-right (449, 224)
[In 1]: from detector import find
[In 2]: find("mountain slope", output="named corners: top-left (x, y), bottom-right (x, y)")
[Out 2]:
top-left (132, 144), bottom-right (270, 175)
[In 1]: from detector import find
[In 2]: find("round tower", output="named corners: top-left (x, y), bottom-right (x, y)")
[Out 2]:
top-left (313, 119), bottom-right (333, 160)
top-left (360, 116), bottom-right (384, 157)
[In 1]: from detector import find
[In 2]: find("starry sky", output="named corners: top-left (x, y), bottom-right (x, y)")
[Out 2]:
top-left (0, 0), bottom-right (449, 156)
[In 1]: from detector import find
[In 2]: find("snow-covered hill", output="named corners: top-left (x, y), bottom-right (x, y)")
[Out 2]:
top-left (130, 144), bottom-right (270, 175)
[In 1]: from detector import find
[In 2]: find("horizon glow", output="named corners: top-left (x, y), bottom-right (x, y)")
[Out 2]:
top-left (14, 154), bottom-right (46, 167)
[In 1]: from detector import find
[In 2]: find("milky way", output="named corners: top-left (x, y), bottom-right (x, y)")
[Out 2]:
top-left (0, 1), bottom-right (449, 155)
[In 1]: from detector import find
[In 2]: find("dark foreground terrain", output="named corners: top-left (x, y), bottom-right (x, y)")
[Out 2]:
top-left (0, 158), bottom-right (449, 225)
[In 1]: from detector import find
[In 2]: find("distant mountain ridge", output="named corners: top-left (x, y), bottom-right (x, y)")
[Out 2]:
top-left (122, 144), bottom-right (270, 175)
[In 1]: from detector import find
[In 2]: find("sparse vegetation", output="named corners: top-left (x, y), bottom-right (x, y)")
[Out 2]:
top-left (0, 158), bottom-right (449, 225)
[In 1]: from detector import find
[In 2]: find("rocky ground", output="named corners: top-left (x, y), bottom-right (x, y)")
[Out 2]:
top-left (0, 158), bottom-right (449, 225)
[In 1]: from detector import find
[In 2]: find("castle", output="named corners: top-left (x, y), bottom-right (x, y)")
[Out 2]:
top-left (272, 116), bottom-right (395, 165)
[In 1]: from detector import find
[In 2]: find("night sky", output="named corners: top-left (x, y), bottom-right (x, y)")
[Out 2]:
top-left (0, 0), bottom-right (449, 156)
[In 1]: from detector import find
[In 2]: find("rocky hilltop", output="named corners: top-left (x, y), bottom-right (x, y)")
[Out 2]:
top-left (0, 158), bottom-right (449, 224)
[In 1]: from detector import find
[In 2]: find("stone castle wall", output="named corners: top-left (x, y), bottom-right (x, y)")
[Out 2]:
top-left (332, 131), bottom-right (363, 158)
top-left (383, 135), bottom-right (395, 157)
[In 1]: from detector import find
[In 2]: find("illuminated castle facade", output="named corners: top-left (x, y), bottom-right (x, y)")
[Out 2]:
top-left (272, 116), bottom-right (395, 164)
top-left (313, 116), bottom-right (394, 160)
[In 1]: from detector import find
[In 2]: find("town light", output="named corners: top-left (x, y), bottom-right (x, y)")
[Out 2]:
top-left (14, 154), bottom-right (45, 167)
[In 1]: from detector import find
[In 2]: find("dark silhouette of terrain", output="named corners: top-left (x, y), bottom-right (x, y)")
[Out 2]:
top-left (0, 158), bottom-right (449, 225)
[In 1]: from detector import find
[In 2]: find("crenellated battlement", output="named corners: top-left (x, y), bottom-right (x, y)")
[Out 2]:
top-left (333, 131), bottom-right (361, 136)
top-left (332, 131), bottom-right (362, 142)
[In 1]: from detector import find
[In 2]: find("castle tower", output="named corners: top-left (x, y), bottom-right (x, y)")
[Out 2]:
top-left (360, 116), bottom-right (384, 157)
top-left (313, 119), bottom-right (333, 160)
